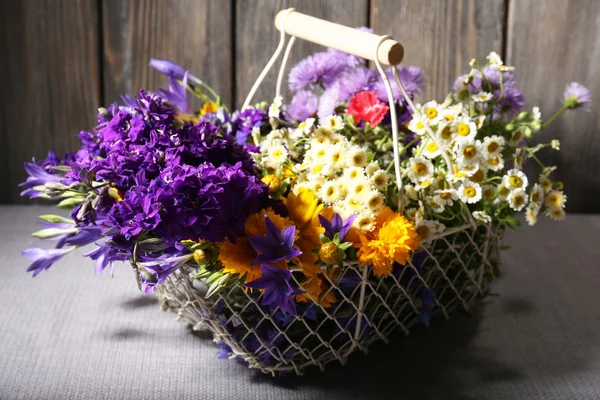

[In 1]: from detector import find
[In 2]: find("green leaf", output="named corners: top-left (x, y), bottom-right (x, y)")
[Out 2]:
top-left (205, 274), bottom-right (231, 298)
top-left (57, 197), bottom-right (86, 209)
top-left (32, 227), bottom-right (79, 238)
top-left (39, 214), bottom-right (75, 224)
top-left (338, 242), bottom-right (353, 251)
top-left (332, 233), bottom-right (341, 246)
top-left (205, 271), bottom-right (224, 285)
top-left (320, 234), bottom-right (331, 243)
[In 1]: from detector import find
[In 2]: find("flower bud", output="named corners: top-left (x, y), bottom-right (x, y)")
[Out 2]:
top-left (318, 242), bottom-right (340, 265)
top-left (193, 249), bottom-right (212, 266)
top-left (516, 111), bottom-right (528, 120)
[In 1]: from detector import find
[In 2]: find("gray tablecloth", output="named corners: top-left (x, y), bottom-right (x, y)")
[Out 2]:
top-left (1, 205), bottom-right (599, 400)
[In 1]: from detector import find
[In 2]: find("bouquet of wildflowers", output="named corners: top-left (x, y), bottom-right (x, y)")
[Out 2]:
top-left (22, 19), bottom-right (590, 374)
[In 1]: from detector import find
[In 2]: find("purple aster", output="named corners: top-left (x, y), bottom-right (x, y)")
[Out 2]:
top-left (22, 246), bottom-right (76, 277)
top-left (374, 66), bottom-right (423, 104)
top-left (245, 265), bottom-right (302, 315)
top-left (288, 51), bottom-right (350, 91)
top-left (149, 58), bottom-right (202, 86)
top-left (19, 161), bottom-right (63, 199)
top-left (564, 82), bottom-right (592, 110)
top-left (287, 90), bottom-right (318, 121)
top-left (495, 87), bottom-right (525, 119)
top-left (333, 68), bottom-right (379, 102)
top-left (230, 108), bottom-right (267, 144)
top-left (318, 212), bottom-right (355, 242)
top-left (248, 216), bottom-right (301, 264)
top-left (317, 85), bottom-right (342, 120)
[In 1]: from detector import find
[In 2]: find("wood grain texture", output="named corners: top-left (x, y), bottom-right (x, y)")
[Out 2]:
top-left (507, 0), bottom-right (600, 213)
top-left (102, 0), bottom-right (233, 108)
top-left (234, 0), bottom-right (369, 108)
top-left (370, 0), bottom-right (505, 102)
top-left (0, 0), bottom-right (101, 204)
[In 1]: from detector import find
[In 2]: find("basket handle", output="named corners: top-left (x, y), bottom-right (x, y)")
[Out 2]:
top-left (274, 10), bottom-right (404, 66)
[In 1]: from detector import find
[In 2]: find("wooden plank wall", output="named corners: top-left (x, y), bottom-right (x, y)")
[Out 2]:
top-left (1, 0), bottom-right (599, 212)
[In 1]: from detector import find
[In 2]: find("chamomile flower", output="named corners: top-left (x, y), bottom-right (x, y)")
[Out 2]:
top-left (408, 157), bottom-right (434, 183)
top-left (503, 169), bottom-right (528, 191)
top-left (365, 161), bottom-right (381, 176)
top-left (422, 101), bottom-right (442, 124)
top-left (268, 96), bottom-right (283, 118)
top-left (482, 136), bottom-right (505, 156)
top-left (546, 206), bottom-right (566, 221)
top-left (487, 51), bottom-right (503, 66)
top-left (475, 115), bottom-right (486, 129)
top-left (455, 139), bottom-right (483, 166)
top-left (539, 175), bottom-right (553, 192)
top-left (267, 144), bottom-right (288, 167)
top-left (427, 196), bottom-right (445, 213)
top-left (348, 178), bottom-right (372, 199)
top-left (526, 203), bottom-right (540, 226)
top-left (508, 189), bottom-right (527, 211)
top-left (480, 184), bottom-right (496, 202)
top-left (434, 189), bottom-right (457, 206)
top-left (327, 143), bottom-right (348, 169)
top-left (322, 115), bottom-right (344, 131)
top-left (472, 91), bottom-right (493, 102)
top-left (529, 183), bottom-right (544, 206)
top-left (347, 146), bottom-right (368, 168)
top-left (403, 184), bottom-right (419, 202)
top-left (344, 167), bottom-right (365, 181)
top-left (408, 115), bottom-right (429, 136)
top-left (405, 208), bottom-right (418, 220)
top-left (354, 211), bottom-right (376, 232)
top-left (308, 162), bottom-right (331, 177)
top-left (484, 154), bottom-right (505, 171)
top-left (415, 219), bottom-right (444, 243)
top-left (366, 191), bottom-right (385, 212)
top-left (320, 181), bottom-right (342, 203)
top-left (508, 129), bottom-right (525, 146)
top-left (370, 170), bottom-right (389, 191)
top-left (295, 118), bottom-right (315, 137)
top-left (544, 190), bottom-right (567, 209)
top-left (513, 148), bottom-right (525, 170)
top-left (458, 181), bottom-right (482, 204)
top-left (313, 126), bottom-right (334, 141)
top-left (472, 211), bottom-right (492, 224)
top-left (421, 139), bottom-right (442, 159)
top-left (436, 123), bottom-right (456, 147)
top-left (469, 167), bottom-right (488, 183)
top-left (453, 117), bottom-right (477, 142)
top-left (345, 195), bottom-right (366, 213)
top-left (495, 185), bottom-right (511, 203)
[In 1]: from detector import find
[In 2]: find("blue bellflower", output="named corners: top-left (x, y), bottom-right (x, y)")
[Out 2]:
top-left (248, 216), bottom-right (302, 264)
top-left (318, 212), bottom-right (356, 242)
top-left (245, 265), bottom-right (302, 315)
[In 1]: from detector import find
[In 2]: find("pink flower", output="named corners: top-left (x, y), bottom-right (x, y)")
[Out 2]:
top-left (346, 91), bottom-right (390, 127)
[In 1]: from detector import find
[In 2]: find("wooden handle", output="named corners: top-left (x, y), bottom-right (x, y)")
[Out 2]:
top-left (274, 9), bottom-right (404, 66)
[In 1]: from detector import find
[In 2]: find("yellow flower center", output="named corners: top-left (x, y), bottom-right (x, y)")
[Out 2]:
top-left (556, 182), bottom-right (564, 190)
top-left (484, 189), bottom-right (495, 201)
top-left (316, 149), bottom-right (326, 159)
top-left (532, 191), bottom-right (540, 203)
top-left (512, 131), bottom-right (522, 142)
top-left (272, 149), bottom-right (283, 158)
top-left (348, 198), bottom-right (362, 210)
top-left (440, 192), bottom-right (452, 200)
top-left (413, 162), bottom-right (429, 176)
top-left (349, 170), bottom-right (360, 179)
top-left (331, 152), bottom-right (341, 163)
top-left (513, 194), bottom-right (525, 206)
top-left (426, 108), bottom-right (438, 119)
top-left (488, 156), bottom-right (500, 165)
top-left (374, 176), bottom-right (385, 187)
top-left (509, 176), bottom-right (523, 188)
top-left (416, 225), bottom-right (430, 239)
top-left (312, 164), bottom-right (323, 174)
top-left (416, 121), bottom-right (424, 130)
top-left (457, 123), bottom-right (471, 136)
top-left (445, 114), bottom-right (454, 121)
top-left (464, 187), bottom-right (476, 198)
top-left (326, 186), bottom-right (336, 197)
top-left (426, 141), bottom-right (438, 152)
top-left (463, 146), bottom-right (477, 159)
top-left (499, 186), bottom-right (510, 196)
top-left (471, 170), bottom-right (485, 182)
top-left (441, 126), bottom-right (453, 140)
top-left (487, 142), bottom-right (499, 153)
top-left (354, 184), bottom-right (367, 195)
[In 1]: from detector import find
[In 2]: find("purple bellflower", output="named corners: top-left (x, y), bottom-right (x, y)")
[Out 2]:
top-left (318, 213), bottom-right (356, 242)
top-left (22, 247), bottom-right (76, 277)
top-left (149, 58), bottom-right (202, 86)
top-left (245, 265), bottom-right (302, 315)
top-left (248, 216), bottom-right (302, 264)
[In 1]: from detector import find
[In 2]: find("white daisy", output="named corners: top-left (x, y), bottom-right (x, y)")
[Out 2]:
top-left (344, 195), bottom-right (367, 213)
top-left (453, 117), bottom-right (477, 142)
top-left (405, 207), bottom-right (418, 220)
top-left (487, 51), bottom-right (503, 66)
top-left (434, 122), bottom-right (455, 148)
top-left (455, 139), bottom-right (483, 166)
top-left (502, 169), bottom-right (528, 191)
top-left (320, 181), bottom-right (342, 203)
top-left (365, 162), bottom-right (381, 176)
top-left (508, 189), bottom-right (527, 211)
top-left (308, 176), bottom-right (326, 195)
top-left (343, 167), bottom-right (366, 181)
top-left (322, 115), bottom-right (344, 132)
top-left (422, 100), bottom-right (442, 124)
top-left (415, 219), bottom-right (445, 243)
top-left (313, 126), bottom-right (334, 141)
top-left (267, 144), bottom-right (288, 167)
top-left (472, 91), bottom-right (493, 102)
top-left (434, 189), bottom-right (457, 206)
top-left (354, 211), bottom-right (376, 232)
top-left (482, 184), bottom-right (497, 202)
top-left (539, 175), bottom-right (553, 192)
top-left (408, 115), bottom-right (429, 136)
top-left (407, 157), bottom-right (434, 183)
top-left (346, 146), bottom-right (368, 168)
top-left (529, 183), bottom-right (544, 206)
top-left (427, 196), bottom-right (445, 213)
top-left (348, 178), bottom-right (372, 199)
top-left (468, 167), bottom-right (488, 183)
top-left (440, 108), bottom-right (459, 124)
top-left (545, 207), bottom-right (566, 221)
top-left (475, 115), bottom-right (486, 129)
top-left (508, 128), bottom-right (525, 146)
top-left (421, 139), bottom-right (442, 159)
top-left (544, 190), bottom-right (567, 209)
top-left (482, 135), bottom-right (505, 156)
top-left (295, 118), bottom-right (315, 137)
top-left (458, 181), bottom-right (482, 204)
top-left (370, 170), bottom-right (389, 191)
top-left (526, 203), bottom-right (540, 226)
top-left (327, 143), bottom-right (348, 169)
top-left (403, 184), bottom-right (419, 202)
top-left (484, 154), bottom-right (505, 172)
top-left (472, 211), bottom-right (492, 224)
top-left (366, 191), bottom-right (385, 212)
top-left (268, 95), bottom-right (283, 118)
top-left (495, 185), bottom-right (511, 203)
top-left (513, 148), bottom-right (525, 170)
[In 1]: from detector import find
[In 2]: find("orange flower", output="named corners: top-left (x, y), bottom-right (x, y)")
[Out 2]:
top-left (356, 207), bottom-right (420, 277)
top-left (296, 271), bottom-right (337, 308)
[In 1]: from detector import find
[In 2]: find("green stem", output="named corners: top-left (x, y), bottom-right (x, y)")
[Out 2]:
top-left (543, 105), bottom-right (568, 128)
top-left (528, 152), bottom-right (546, 169)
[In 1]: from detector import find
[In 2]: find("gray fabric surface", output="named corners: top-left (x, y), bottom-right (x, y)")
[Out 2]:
top-left (1, 205), bottom-right (599, 400)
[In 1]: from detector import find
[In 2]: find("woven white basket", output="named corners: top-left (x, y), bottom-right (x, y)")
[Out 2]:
top-left (155, 223), bottom-right (502, 375)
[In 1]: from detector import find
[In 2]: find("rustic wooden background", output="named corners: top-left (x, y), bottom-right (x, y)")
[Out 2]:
top-left (1, 0), bottom-right (599, 212)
